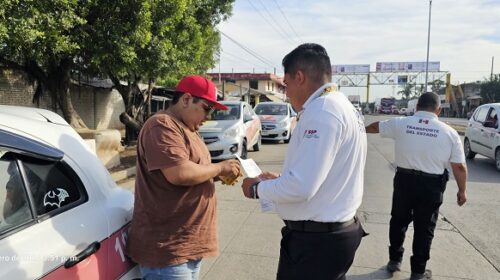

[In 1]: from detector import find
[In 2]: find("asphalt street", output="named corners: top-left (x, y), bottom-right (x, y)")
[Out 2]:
top-left (118, 114), bottom-right (500, 279)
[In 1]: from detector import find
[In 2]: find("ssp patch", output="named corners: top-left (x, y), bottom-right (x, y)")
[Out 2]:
top-left (303, 129), bottom-right (319, 139)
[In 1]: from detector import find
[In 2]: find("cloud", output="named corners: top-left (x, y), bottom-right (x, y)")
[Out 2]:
top-left (215, 0), bottom-right (500, 95)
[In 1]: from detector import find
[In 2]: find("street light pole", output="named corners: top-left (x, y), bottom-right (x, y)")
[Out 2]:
top-left (424, 0), bottom-right (432, 92)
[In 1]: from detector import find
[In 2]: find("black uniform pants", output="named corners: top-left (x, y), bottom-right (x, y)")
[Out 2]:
top-left (389, 169), bottom-right (448, 274)
top-left (277, 218), bottom-right (365, 280)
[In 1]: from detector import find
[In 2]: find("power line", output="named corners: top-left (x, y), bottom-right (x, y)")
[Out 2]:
top-left (246, 0), bottom-right (295, 45)
top-left (221, 49), bottom-right (269, 68)
top-left (272, 0), bottom-right (302, 41)
top-left (256, 0), bottom-right (297, 44)
top-left (219, 30), bottom-right (277, 68)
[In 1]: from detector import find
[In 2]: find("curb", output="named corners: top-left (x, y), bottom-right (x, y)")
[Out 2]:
top-left (110, 166), bottom-right (136, 182)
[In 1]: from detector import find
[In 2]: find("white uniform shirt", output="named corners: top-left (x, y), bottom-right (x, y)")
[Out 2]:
top-left (379, 111), bottom-right (465, 174)
top-left (258, 83), bottom-right (367, 222)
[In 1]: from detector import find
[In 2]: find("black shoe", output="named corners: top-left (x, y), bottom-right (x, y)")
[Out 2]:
top-left (410, 269), bottom-right (432, 280)
top-left (386, 260), bottom-right (401, 272)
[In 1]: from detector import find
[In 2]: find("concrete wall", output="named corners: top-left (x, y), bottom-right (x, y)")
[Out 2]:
top-left (0, 69), bottom-right (125, 130)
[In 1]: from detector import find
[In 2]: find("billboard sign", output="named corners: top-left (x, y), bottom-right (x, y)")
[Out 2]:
top-left (332, 64), bottom-right (370, 74)
top-left (375, 62), bottom-right (440, 72)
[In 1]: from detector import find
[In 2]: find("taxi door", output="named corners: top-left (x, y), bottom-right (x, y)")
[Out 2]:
top-left (0, 132), bottom-right (109, 279)
top-left (468, 106), bottom-right (489, 156)
top-left (479, 107), bottom-right (499, 158)
top-left (242, 103), bottom-right (259, 148)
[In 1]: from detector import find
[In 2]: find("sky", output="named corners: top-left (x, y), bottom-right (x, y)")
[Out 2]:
top-left (213, 0), bottom-right (500, 101)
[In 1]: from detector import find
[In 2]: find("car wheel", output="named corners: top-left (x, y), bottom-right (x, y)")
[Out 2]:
top-left (464, 138), bottom-right (476, 159)
top-left (253, 133), bottom-right (261, 151)
top-left (495, 148), bottom-right (500, 172)
top-left (240, 140), bottom-right (248, 159)
top-left (284, 130), bottom-right (291, 144)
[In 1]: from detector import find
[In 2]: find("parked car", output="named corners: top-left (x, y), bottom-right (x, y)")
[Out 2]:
top-left (464, 103), bottom-right (500, 171)
top-left (353, 103), bottom-right (363, 115)
top-left (0, 105), bottom-right (139, 279)
top-left (199, 101), bottom-right (261, 160)
top-left (399, 108), bottom-right (408, 116)
top-left (254, 102), bottom-right (297, 143)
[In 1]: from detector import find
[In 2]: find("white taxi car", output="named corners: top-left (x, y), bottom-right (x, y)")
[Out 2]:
top-left (464, 103), bottom-right (500, 171)
top-left (0, 105), bottom-right (139, 279)
top-left (199, 101), bottom-right (261, 160)
top-left (254, 102), bottom-right (297, 143)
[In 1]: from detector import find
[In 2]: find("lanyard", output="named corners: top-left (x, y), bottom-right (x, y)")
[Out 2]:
top-left (296, 85), bottom-right (337, 121)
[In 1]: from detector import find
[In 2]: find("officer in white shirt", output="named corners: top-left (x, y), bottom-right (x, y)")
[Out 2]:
top-left (241, 43), bottom-right (367, 280)
top-left (365, 92), bottom-right (468, 280)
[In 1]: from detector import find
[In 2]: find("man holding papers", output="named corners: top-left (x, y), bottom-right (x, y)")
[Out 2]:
top-left (241, 43), bottom-right (367, 280)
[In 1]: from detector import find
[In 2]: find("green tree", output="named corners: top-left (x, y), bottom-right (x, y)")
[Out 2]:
top-left (397, 83), bottom-right (415, 100)
top-left (82, 0), bottom-right (233, 139)
top-left (0, 0), bottom-right (234, 130)
top-left (430, 79), bottom-right (444, 93)
top-left (480, 74), bottom-right (500, 103)
top-left (0, 0), bottom-right (90, 128)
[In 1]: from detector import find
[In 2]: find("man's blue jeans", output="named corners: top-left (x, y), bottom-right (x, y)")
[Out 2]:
top-left (140, 259), bottom-right (202, 280)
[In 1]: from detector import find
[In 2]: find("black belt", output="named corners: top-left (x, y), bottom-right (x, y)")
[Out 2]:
top-left (284, 218), bottom-right (355, 233)
top-left (396, 167), bottom-right (447, 179)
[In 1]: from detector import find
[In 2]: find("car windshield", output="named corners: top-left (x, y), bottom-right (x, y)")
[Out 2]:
top-left (210, 104), bottom-right (240, 120)
top-left (255, 104), bottom-right (287, 115)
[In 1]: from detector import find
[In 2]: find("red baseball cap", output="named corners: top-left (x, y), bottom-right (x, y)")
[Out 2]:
top-left (175, 75), bottom-right (228, 110)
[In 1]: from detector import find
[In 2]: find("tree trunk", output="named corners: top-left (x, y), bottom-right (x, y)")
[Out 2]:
top-left (47, 60), bottom-right (88, 129)
top-left (109, 75), bottom-right (147, 143)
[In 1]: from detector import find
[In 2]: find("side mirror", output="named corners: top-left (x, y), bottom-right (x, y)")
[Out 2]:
top-left (483, 120), bottom-right (498, 128)
top-left (244, 115), bottom-right (253, 122)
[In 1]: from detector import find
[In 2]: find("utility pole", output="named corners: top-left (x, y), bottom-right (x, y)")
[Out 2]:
top-left (366, 73), bottom-right (371, 113)
top-left (491, 56), bottom-right (495, 80)
top-left (424, 0), bottom-right (433, 92)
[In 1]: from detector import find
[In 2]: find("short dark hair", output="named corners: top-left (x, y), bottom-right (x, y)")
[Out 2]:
top-left (417, 92), bottom-right (440, 111)
top-left (282, 43), bottom-right (332, 83)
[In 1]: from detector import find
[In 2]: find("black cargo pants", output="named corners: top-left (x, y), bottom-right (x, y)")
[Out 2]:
top-left (388, 168), bottom-right (448, 274)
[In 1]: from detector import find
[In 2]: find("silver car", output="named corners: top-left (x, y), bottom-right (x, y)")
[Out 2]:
top-left (199, 101), bottom-right (261, 160)
top-left (254, 102), bottom-right (297, 143)
top-left (464, 103), bottom-right (500, 171)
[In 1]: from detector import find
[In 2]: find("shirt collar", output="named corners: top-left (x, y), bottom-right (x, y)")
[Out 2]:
top-left (414, 110), bottom-right (438, 119)
top-left (302, 82), bottom-right (337, 110)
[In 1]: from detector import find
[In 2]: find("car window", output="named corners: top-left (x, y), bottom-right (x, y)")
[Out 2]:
top-left (21, 157), bottom-right (86, 216)
top-left (0, 155), bottom-right (33, 235)
top-left (474, 107), bottom-right (489, 122)
top-left (243, 104), bottom-right (253, 119)
top-left (255, 104), bottom-right (287, 115)
top-left (211, 104), bottom-right (239, 120)
top-left (485, 108), bottom-right (498, 127)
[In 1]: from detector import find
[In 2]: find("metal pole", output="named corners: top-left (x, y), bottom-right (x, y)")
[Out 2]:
top-left (491, 56), bottom-right (495, 80)
top-left (424, 0), bottom-right (432, 92)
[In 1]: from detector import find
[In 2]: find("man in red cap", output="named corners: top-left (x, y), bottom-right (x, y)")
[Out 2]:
top-left (127, 75), bottom-right (241, 279)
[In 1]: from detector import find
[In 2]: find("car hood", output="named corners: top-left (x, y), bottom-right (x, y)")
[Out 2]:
top-left (199, 120), bottom-right (238, 133)
top-left (258, 115), bottom-right (287, 123)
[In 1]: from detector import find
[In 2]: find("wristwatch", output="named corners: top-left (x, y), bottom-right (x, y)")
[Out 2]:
top-left (251, 181), bottom-right (260, 199)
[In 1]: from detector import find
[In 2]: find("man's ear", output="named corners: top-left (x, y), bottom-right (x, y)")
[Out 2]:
top-left (295, 70), bottom-right (306, 85)
top-left (436, 106), bottom-right (442, 116)
top-left (181, 94), bottom-right (191, 107)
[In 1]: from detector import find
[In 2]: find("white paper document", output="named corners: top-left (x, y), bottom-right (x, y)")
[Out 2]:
top-left (235, 155), bottom-right (262, 177)
top-left (235, 155), bottom-right (276, 212)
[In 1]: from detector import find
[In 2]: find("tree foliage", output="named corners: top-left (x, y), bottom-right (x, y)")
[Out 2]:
top-left (430, 79), bottom-right (444, 93)
top-left (0, 0), bottom-right (234, 130)
top-left (480, 74), bottom-right (500, 103)
top-left (397, 83), bottom-right (415, 100)
top-left (0, 0), bottom-right (89, 128)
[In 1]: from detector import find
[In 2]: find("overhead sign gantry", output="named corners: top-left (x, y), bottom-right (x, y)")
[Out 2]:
top-left (331, 62), bottom-right (448, 103)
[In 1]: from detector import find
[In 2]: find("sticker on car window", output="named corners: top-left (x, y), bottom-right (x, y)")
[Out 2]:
top-left (43, 188), bottom-right (70, 208)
